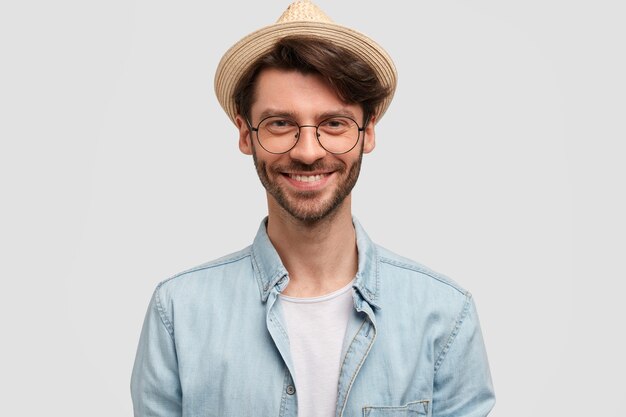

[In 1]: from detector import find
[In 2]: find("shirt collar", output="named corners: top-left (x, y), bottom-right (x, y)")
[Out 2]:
top-left (251, 217), bottom-right (381, 309)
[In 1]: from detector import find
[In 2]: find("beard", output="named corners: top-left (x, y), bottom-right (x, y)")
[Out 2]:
top-left (252, 144), bottom-right (364, 225)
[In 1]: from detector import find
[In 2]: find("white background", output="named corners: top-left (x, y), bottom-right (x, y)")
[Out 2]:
top-left (1, 0), bottom-right (624, 415)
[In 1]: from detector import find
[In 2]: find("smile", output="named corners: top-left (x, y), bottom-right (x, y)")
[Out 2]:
top-left (288, 174), bottom-right (327, 183)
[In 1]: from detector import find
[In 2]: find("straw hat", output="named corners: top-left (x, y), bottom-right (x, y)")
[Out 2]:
top-left (214, 0), bottom-right (397, 125)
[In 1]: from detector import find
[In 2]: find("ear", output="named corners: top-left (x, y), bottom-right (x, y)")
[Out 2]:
top-left (362, 115), bottom-right (376, 154)
top-left (236, 114), bottom-right (253, 155)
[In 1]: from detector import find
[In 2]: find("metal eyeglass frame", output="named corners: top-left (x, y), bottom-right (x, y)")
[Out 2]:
top-left (246, 115), bottom-right (368, 155)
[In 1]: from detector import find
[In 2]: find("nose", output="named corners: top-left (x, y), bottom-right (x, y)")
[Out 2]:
top-left (288, 125), bottom-right (327, 164)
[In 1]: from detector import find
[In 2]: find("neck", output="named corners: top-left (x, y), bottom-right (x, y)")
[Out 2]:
top-left (266, 197), bottom-right (358, 298)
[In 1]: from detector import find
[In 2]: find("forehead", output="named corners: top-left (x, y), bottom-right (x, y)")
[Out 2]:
top-left (250, 68), bottom-right (363, 121)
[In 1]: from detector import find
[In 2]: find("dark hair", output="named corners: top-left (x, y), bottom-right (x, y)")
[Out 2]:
top-left (234, 36), bottom-right (391, 124)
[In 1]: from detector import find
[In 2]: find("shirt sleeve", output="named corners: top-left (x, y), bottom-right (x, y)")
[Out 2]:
top-left (131, 285), bottom-right (183, 417)
top-left (431, 294), bottom-right (496, 417)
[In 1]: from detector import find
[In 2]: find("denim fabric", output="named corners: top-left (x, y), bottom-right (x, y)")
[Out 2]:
top-left (131, 218), bottom-right (495, 417)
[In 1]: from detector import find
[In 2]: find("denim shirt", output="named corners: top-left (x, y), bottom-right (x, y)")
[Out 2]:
top-left (131, 218), bottom-right (495, 417)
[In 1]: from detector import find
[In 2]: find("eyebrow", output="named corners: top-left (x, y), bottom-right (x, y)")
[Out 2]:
top-left (256, 107), bottom-right (359, 123)
top-left (257, 109), bottom-right (297, 121)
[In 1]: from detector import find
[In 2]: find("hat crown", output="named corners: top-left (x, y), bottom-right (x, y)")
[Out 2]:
top-left (276, 0), bottom-right (333, 24)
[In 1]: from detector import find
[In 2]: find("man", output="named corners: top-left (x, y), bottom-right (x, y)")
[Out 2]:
top-left (131, 1), bottom-right (495, 416)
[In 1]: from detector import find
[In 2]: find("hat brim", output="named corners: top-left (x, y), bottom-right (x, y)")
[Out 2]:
top-left (214, 21), bottom-right (397, 125)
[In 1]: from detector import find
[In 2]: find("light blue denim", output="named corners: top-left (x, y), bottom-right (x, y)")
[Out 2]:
top-left (131, 218), bottom-right (495, 416)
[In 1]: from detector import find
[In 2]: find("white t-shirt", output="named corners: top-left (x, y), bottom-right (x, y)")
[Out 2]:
top-left (279, 280), bottom-right (355, 417)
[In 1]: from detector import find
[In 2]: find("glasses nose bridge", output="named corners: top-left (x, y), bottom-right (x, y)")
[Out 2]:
top-left (294, 123), bottom-right (322, 149)
top-left (296, 124), bottom-right (320, 140)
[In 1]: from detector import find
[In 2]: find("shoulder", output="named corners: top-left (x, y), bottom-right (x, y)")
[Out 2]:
top-left (375, 244), bottom-right (469, 300)
top-left (155, 246), bottom-right (254, 301)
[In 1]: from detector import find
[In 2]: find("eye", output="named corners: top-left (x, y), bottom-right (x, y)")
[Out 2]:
top-left (269, 119), bottom-right (295, 128)
top-left (261, 117), bottom-right (298, 134)
top-left (318, 117), bottom-right (354, 135)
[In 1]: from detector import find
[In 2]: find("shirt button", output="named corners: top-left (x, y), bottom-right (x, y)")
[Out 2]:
top-left (286, 385), bottom-right (296, 395)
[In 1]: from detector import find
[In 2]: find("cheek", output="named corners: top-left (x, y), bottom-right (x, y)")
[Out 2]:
top-left (341, 143), bottom-right (365, 163)
top-left (252, 150), bottom-right (283, 172)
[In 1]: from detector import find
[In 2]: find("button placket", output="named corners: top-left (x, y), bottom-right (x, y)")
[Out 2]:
top-left (279, 368), bottom-right (298, 416)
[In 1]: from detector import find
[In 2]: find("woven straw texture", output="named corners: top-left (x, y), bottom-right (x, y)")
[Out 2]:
top-left (276, 0), bottom-right (333, 23)
top-left (214, 0), bottom-right (397, 126)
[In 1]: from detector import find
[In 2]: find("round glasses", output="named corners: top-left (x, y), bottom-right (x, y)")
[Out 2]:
top-left (248, 115), bottom-right (366, 154)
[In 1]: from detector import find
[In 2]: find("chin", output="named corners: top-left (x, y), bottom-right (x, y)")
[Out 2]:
top-left (275, 192), bottom-right (347, 224)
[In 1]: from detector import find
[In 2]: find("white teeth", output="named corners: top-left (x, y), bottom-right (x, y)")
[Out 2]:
top-left (289, 174), bottom-right (325, 182)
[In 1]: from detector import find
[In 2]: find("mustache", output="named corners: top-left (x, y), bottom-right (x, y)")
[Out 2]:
top-left (271, 160), bottom-right (344, 173)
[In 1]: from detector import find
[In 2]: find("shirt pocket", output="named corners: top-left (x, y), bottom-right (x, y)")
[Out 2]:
top-left (363, 399), bottom-right (430, 416)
